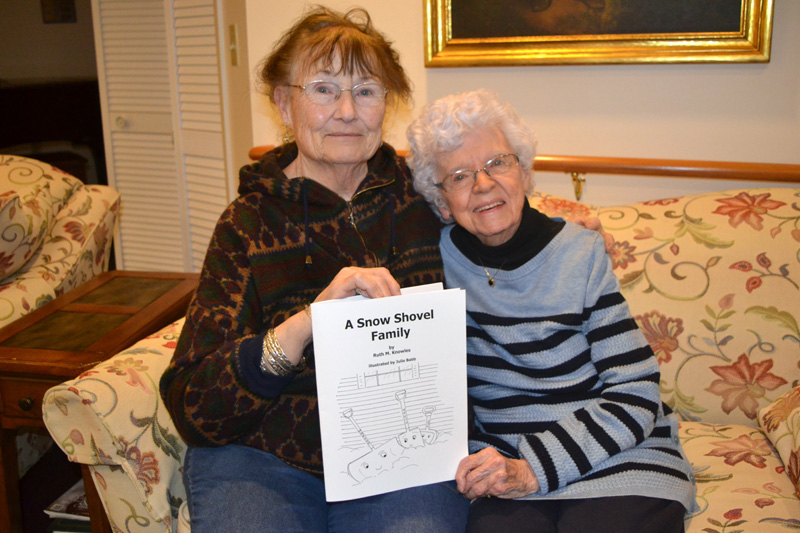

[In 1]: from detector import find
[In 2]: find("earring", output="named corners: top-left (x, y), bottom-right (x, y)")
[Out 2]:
top-left (282, 127), bottom-right (293, 144)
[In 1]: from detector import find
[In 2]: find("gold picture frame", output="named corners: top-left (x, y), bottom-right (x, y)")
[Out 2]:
top-left (425, 0), bottom-right (774, 67)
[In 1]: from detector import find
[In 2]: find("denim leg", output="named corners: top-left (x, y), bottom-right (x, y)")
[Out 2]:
top-left (184, 445), bottom-right (328, 533)
top-left (328, 481), bottom-right (469, 533)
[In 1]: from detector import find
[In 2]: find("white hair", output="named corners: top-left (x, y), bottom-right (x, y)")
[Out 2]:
top-left (406, 89), bottom-right (536, 222)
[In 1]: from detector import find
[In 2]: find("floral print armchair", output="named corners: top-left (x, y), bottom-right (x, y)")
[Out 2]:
top-left (44, 320), bottom-right (189, 533)
top-left (42, 187), bottom-right (799, 532)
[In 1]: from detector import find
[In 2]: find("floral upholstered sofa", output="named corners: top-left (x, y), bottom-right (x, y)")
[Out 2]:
top-left (1, 154), bottom-right (120, 476)
top-left (0, 154), bottom-right (120, 329)
top-left (42, 186), bottom-right (800, 532)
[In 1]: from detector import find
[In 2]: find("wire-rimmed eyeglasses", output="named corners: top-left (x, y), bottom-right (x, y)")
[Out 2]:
top-left (287, 80), bottom-right (388, 107)
top-left (435, 154), bottom-right (520, 193)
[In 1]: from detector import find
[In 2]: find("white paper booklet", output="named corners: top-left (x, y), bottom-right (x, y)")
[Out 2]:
top-left (311, 283), bottom-right (468, 502)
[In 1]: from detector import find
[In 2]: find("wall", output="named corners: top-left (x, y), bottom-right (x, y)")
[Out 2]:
top-left (245, 0), bottom-right (799, 204)
top-left (0, 0), bottom-right (97, 83)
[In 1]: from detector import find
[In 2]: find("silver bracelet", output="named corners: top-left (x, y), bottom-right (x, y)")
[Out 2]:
top-left (259, 349), bottom-right (279, 375)
top-left (262, 330), bottom-right (293, 376)
top-left (260, 335), bottom-right (285, 376)
top-left (270, 327), bottom-right (307, 372)
top-left (266, 329), bottom-right (295, 374)
top-left (260, 328), bottom-right (306, 376)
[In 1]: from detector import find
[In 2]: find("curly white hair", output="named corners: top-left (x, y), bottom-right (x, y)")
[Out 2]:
top-left (406, 89), bottom-right (537, 222)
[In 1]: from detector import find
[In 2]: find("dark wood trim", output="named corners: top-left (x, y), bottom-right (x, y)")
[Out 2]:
top-left (0, 430), bottom-right (22, 533)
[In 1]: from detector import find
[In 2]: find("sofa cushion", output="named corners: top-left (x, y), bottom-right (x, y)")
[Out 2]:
top-left (530, 188), bottom-right (800, 427)
top-left (680, 420), bottom-right (800, 530)
top-left (0, 186), bottom-right (53, 279)
top-left (758, 385), bottom-right (800, 498)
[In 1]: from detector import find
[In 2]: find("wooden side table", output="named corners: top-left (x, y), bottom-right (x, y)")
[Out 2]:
top-left (0, 271), bottom-right (199, 533)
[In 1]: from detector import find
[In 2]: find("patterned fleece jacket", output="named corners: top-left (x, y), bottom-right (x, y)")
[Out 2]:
top-left (159, 143), bottom-right (444, 477)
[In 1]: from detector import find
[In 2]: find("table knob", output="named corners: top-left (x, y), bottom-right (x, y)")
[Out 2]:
top-left (18, 397), bottom-right (35, 411)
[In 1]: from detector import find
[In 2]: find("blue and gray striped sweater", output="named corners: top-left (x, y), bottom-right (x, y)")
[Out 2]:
top-left (441, 219), bottom-right (697, 511)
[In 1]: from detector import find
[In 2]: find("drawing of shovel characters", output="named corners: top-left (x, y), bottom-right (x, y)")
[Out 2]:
top-left (395, 390), bottom-right (425, 449)
top-left (396, 391), bottom-right (440, 447)
top-left (343, 407), bottom-right (406, 483)
top-left (344, 390), bottom-right (440, 483)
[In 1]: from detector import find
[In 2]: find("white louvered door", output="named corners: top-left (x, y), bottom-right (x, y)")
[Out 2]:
top-left (172, 0), bottom-right (234, 272)
top-left (92, 0), bottom-right (250, 272)
top-left (93, 0), bottom-right (189, 271)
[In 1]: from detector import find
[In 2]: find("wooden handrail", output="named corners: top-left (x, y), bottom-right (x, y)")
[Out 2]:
top-left (534, 155), bottom-right (800, 183)
top-left (248, 146), bottom-right (800, 184)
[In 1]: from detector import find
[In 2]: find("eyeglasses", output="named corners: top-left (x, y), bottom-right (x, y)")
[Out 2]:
top-left (435, 154), bottom-right (520, 193)
top-left (287, 80), bottom-right (388, 107)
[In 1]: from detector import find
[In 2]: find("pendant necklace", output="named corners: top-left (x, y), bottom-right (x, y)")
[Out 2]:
top-left (479, 257), bottom-right (509, 288)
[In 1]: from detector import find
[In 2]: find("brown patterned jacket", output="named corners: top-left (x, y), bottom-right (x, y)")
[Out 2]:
top-left (159, 143), bottom-right (444, 477)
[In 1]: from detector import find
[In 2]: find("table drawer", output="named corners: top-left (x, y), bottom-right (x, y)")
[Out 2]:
top-left (0, 378), bottom-right (55, 421)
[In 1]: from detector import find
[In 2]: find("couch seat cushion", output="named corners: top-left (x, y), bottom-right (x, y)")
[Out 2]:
top-left (681, 421), bottom-right (800, 531)
top-left (758, 385), bottom-right (800, 499)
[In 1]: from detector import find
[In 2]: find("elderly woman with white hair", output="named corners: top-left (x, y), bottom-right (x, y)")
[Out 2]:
top-left (406, 89), bottom-right (697, 533)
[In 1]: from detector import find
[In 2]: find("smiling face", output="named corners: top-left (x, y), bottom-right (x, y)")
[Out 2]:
top-left (274, 53), bottom-right (386, 181)
top-left (435, 127), bottom-right (531, 246)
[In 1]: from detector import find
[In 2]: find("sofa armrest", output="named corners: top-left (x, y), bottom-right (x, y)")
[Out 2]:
top-left (43, 319), bottom-right (187, 531)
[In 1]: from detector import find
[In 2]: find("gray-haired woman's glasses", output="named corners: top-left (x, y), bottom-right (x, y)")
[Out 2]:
top-left (287, 81), bottom-right (388, 107)
top-left (435, 154), bottom-right (520, 193)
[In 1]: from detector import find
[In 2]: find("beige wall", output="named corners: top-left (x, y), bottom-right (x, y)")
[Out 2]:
top-left (245, 1), bottom-right (799, 203)
top-left (0, 0), bottom-right (96, 83)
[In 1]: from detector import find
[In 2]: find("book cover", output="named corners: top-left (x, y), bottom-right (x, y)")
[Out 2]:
top-left (311, 283), bottom-right (468, 501)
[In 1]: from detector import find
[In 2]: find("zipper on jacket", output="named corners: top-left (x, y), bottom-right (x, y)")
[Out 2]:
top-left (346, 199), bottom-right (379, 267)
top-left (346, 180), bottom-right (391, 267)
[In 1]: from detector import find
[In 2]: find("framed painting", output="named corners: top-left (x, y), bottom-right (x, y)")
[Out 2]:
top-left (425, 0), bottom-right (773, 66)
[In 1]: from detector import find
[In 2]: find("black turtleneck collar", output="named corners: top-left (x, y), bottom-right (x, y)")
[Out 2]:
top-left (449, 203), bottom-right (565, 270)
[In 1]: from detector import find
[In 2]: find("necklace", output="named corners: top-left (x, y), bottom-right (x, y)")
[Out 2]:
top-left (478, 257), bottom-right (509, 288)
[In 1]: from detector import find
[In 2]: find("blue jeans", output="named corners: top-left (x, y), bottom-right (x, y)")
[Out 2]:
top-left (185, 444), bottom-right (470, 533)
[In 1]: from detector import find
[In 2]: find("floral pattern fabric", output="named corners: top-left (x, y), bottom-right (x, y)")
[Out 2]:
top-left (759, 386), bottom-right (800, 499)
top-left (43, 320), bottom-right (187, 533)
top-left (0, 155), bottom-right (121, 329)
top-left (681, 421), bottom-right (800, 531)
top-left (41, 187), bottom-right (800, 532)
top-left (530, 188), bottom-right (800, 427)
top-left (0, 186), bottom-right (53, 279)
top-left (529, 187), bottom-right (800, 531)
